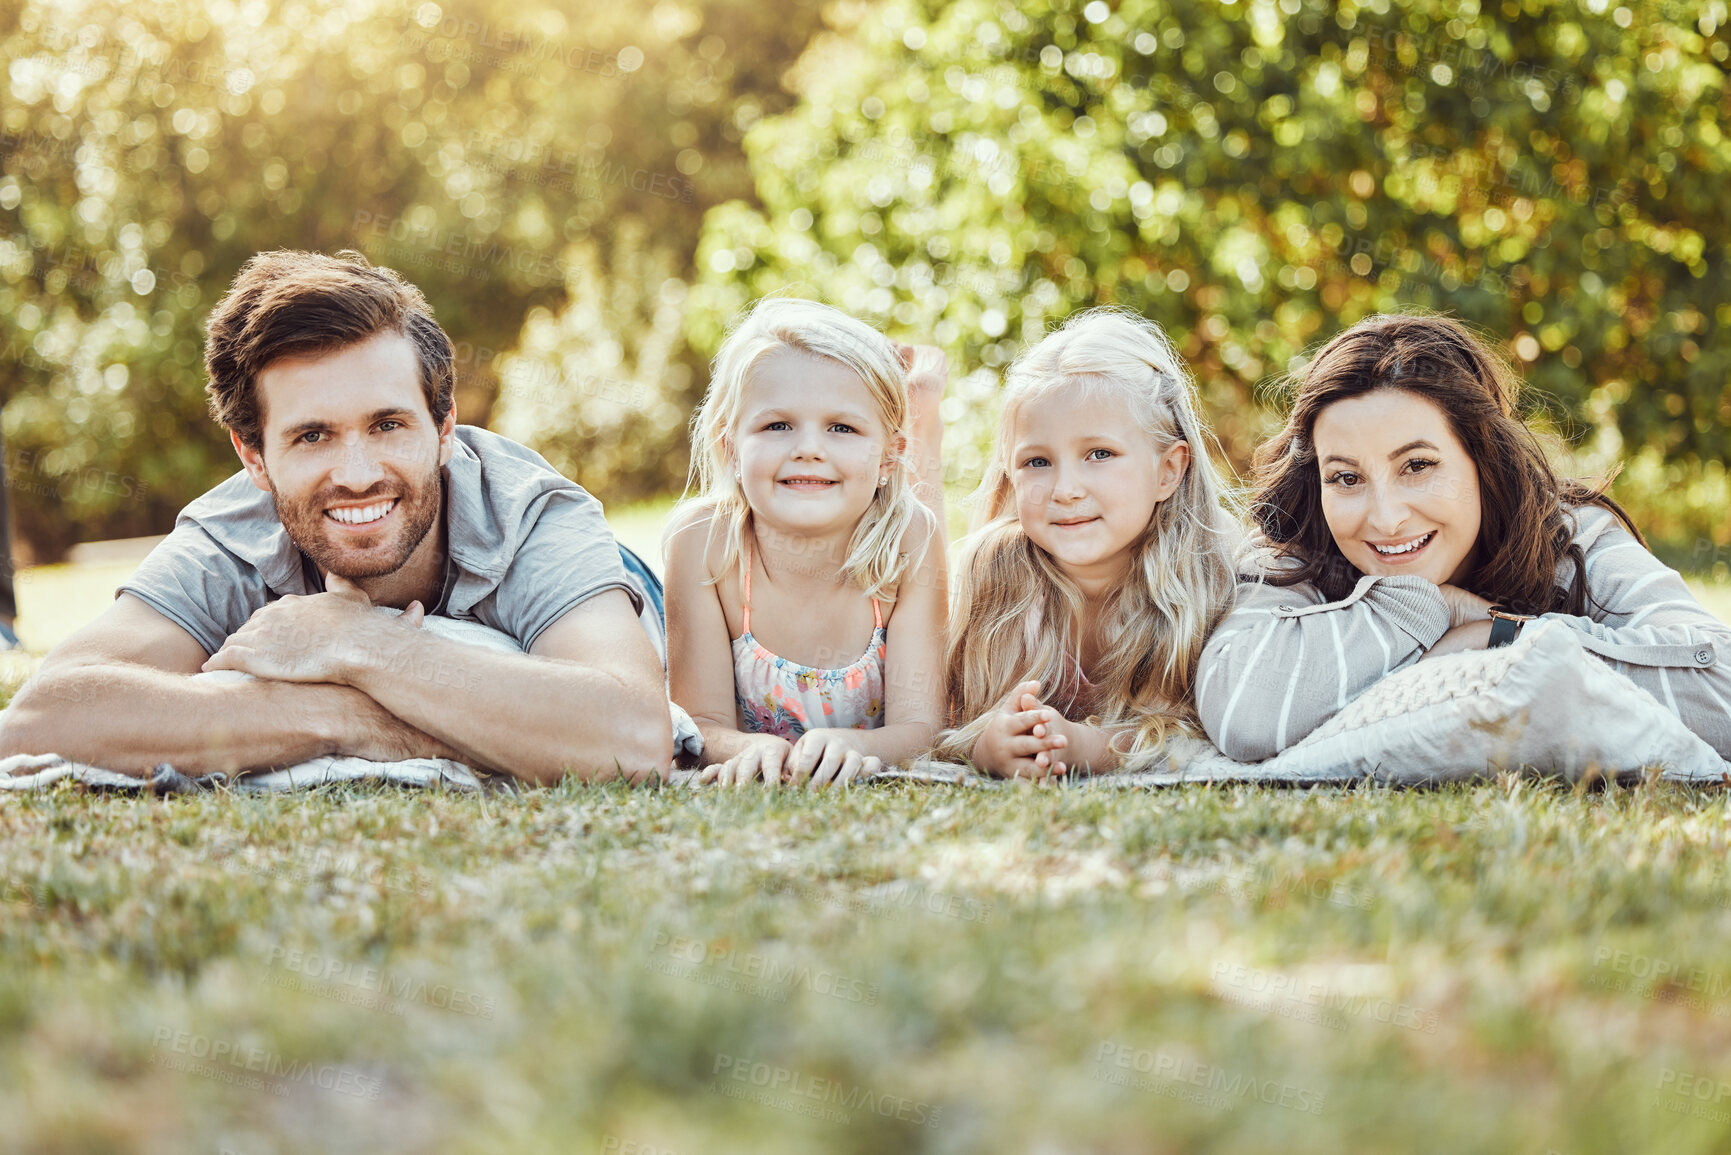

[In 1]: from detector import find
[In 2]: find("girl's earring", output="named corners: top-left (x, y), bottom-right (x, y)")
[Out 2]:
top-left (877, 475), bottom-right (888, 487)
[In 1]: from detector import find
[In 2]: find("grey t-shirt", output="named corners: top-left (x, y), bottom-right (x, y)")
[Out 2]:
top-left (121, 425), bottom-right (641, 655)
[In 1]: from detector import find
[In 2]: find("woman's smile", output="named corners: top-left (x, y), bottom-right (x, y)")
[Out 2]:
top-left (1365, 529), bottom-right (1436, 561)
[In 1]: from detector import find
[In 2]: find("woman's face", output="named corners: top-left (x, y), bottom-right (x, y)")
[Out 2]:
top-left (1312, 389), bottom-right (1482, 587)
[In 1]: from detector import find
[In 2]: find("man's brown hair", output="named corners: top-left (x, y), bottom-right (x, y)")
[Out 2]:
top-left (204, 249), bottom-right (455, 449)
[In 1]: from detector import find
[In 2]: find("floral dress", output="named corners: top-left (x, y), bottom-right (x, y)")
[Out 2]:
top-left (731, 547), bottom-right (888, 740)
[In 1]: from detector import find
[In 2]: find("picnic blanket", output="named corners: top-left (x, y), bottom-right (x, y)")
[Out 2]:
top-left (2, 618), bottom-right (1724, 793)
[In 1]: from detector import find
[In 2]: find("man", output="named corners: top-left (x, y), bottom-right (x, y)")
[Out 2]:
top-left (0, 250), bottom-right (670, 784)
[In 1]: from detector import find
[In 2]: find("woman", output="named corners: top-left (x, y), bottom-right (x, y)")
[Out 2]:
top-left (1197, 313), bottom-right (1731, 763)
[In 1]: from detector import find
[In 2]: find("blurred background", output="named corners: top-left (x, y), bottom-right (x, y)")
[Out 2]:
top-left (1, 0), bottom-right (1726, 577)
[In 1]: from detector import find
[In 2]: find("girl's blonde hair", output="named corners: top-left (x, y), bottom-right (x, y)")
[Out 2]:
top-left (676, 296), bottom-right (932, 600)
top-left (942, 307), bottom-right (1241, 764)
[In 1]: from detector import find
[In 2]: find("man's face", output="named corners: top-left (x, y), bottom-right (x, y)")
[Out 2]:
top-left (235, 330), bottom-right (454, 580)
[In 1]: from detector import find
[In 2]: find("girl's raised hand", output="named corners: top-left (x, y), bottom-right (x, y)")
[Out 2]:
top-left (787, 729), bottom-right (882, 790)
top-left (701, 733), bottom-right (793, 788)
top-left (896, 343), bottom-right (949, 519)
top-left (896, 343), bottom-right (950, 408)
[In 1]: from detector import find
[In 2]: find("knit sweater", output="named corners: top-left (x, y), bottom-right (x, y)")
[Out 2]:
top-left (1197, 505), bottom-right (1731, 762)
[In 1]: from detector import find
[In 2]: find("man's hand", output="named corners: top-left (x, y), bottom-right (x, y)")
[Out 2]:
top-left (786, 729), bottom-right (882, 789)
top-left (969, 680), bottom-right (1071, 780)
top-left (202, 573), bottom-right (424, 684)
top-left (700, 733), bottom-right (793, 787)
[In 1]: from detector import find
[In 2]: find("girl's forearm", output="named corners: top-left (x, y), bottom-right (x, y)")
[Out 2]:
top-left (815, 721), bottom-right (940, 768)
top-left (692, 719), bottom-right (763, 767)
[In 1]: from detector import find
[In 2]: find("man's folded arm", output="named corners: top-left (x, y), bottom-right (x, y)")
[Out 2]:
top-left (0, 594), bottom-right (453, 776)
top-left (341, 588), bottom-right (672, 786)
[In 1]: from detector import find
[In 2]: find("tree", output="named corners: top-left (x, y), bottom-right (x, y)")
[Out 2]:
top-left (0, 0), bottom-right (825, 557)
top-left (691, 0), bottom-right (1731, 553)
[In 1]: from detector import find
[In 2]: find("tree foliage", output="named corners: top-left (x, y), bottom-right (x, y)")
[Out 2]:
top-left (692, 0), bottom-right (1730, 545)
top-left (2, 0), bottom-right (1727, 561)
top-left (0, 0), bottom-right (823, 557)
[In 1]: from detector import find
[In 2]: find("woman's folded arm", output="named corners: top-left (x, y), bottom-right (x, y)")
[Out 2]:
top-left (1196, 573), bottom-right (1451, 761)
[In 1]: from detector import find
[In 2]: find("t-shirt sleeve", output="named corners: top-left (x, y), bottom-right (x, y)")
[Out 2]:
top-left (115, 523), bottom-right (274, 656)
top-left (486, 486), bottom-right (641, 651)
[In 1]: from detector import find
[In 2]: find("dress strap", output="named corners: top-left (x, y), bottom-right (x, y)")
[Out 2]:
top-left (741, 541), bottom-right (753, 635)
top-left (870, 597), bottom-right (883, 630)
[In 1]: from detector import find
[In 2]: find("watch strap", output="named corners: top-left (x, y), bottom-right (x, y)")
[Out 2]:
top-left (1486, 608), bottom-right (1532, 649)
top-left (1488, 615), bottom-right (1519, 648)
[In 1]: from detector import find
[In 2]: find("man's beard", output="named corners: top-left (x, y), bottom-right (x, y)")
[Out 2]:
top-left (270, 468), bottom-right (443, 581)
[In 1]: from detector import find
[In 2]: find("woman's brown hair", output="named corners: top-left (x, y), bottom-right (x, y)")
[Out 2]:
top-left (1250, 312), bottom-right (1640, 616)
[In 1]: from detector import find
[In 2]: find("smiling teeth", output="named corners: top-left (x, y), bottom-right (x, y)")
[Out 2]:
top-left (1372, 532), bottom-right (1433, 556)
top-left (327, 501), bottom-right (395, 525)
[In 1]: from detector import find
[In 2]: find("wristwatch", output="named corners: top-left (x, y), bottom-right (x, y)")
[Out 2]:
top-left (1487, 606), bottom-right (1536, 648)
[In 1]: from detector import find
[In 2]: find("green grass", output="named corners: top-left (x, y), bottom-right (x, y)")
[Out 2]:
top-left (4, 522), bottom-right (1731, 1152)
top-left (5, 781), bottom-right (1731, 1153)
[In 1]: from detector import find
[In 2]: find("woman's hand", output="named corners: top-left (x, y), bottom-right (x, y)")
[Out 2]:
top-left (786, 729), bottom-right (882, 789)
top-left (1437, 584), bottom-right (1494, 629)
top-left (700, 733), bottom-right (793, 787)
top-left (969, 680), bottom-right (1070, 780)
top-left (1422, 620), bottom-right (1494, 659)
top-left (1419, 585), bottom-right (1495, 659)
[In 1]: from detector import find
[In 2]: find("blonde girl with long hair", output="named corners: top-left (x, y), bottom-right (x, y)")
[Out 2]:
top-left (666, 297), bottom-right (948, 787)
top-left (944, 308), bottom-right (1239, 777)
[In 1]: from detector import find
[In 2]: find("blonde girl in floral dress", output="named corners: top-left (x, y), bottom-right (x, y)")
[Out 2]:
top-left (665, 297), bottom-right (947, 787)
